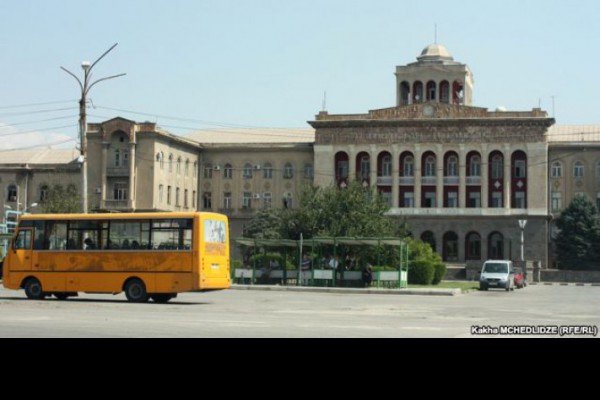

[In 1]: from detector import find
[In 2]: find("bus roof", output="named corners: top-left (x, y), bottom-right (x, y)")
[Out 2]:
top-left (18, 212), bottom-right (228, 221)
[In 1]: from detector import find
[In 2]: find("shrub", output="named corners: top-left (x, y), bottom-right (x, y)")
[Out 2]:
top-left (432, 262), bottom-right (447, 285)
top-left (371, 265), bottom-right (397, 272)
top-left (408, 260), bottom-right (435, 285)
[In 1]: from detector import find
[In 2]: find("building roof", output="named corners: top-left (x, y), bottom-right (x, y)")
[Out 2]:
top-left (547, 125), bottom-right (600, 143)
top-left (184, 128), bottom-right (315, 145)
top-left (0, 148), bottom-right (79, 166)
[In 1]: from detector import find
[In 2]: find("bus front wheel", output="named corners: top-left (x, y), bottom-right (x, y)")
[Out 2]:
top-left (124, 279), bottom-right (149, 303)
top-left (24, 278), bottom-right (45, 300)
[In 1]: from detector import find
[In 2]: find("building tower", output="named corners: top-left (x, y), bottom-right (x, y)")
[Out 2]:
top-left (396, 44), bottom-right (474, 107)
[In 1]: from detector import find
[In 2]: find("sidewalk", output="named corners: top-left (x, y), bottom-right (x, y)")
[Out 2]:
top-left (232, 284), bottom-right (462, 296)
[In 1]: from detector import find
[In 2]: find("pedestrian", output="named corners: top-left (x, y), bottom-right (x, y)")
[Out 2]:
top-left (362, 263), bottom-right (373, 288)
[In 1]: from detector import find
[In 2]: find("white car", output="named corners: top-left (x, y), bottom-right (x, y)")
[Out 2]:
top-left (480, 260), bottom-right (515, 291)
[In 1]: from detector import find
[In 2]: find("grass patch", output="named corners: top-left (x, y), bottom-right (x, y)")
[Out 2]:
top-left (408, 281), bottom-right (479, 293)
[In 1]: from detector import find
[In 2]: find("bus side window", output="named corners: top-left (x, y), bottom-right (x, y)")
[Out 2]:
top-left (14, 231), bottom-right (32, 250)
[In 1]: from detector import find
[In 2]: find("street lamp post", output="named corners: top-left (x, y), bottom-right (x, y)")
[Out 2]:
top-left (518, 219), bottom-right (527, 262)
top-left (61, 43), bottom-right (126, 213)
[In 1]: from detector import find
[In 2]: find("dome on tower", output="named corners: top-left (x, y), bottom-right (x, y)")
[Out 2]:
top-left (417, 44), bottom-right (454, 63)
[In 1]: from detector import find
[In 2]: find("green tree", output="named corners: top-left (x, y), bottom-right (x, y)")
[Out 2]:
top-left (554, 195), bottom-right (600, 270)
top-left (41, 184), bottom-right (81, 214)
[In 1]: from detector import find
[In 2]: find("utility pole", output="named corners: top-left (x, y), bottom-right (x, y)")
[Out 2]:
top-left (61, 43), bottom-right (126, 213)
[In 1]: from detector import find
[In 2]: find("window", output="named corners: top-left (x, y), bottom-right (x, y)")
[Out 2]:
top-left (283, 193), bottom-right (293, 209)
top-left (243, 164), bottom-right (253, 179)
top-left (223, 192), bottom-right (232, 210)
top-left (447, 192), bottom-right (458, 208)
top-left (185, 160), bottom-right (190, 177)
top-left (123, 150), bottom-right (129, 166)
top-left (158, 185), bottom-right (164, 204)
top-left (193, 161), bottom-right (198, 178)
top-left (224, 164), bottom-right (233, 179)
top-left (446, 156), bottom-right (458, 177)
top-left (574, 161), bottom-right (585, 178)
top-left (14, 230), bottom-right (32, 250)
top-left (184, 189), bottom-right (189, 208)
top-left (360, 156), bottom-right (370, 180)
top-left (551, 161), bottom-right (562, 178)
top-left (466, 233), bottom-right (481, 260)
top-left (489, 232), bottom-right (504, 260)
top-left (514, 160), bottom-right (526, 178)
top-left (168, 154), bottom-right (174, 172)
top-left (192, 191), bottom-right (197, 209)
top-left (491, 192), bottom-right (503, 208)
top-left (403, 156), bottom-right (414, 177)
top-left (263, 163), bottom-right (273, 179)
top-left (263, 192), bottom-right (272, 208)
top-left (203, 192), bottom-right (212, 210)
top-left (114, 149), bottom-right (121, 167)
top-left (157, 152), bottom-right (164, 170)
top-left (425, 156), bottom-right (436, 177)
top-left (151, 219), bottom-right (193, 250)
top-left (284, 163), bottom-right (294, 179)
top-left (39, 185), bottom-right (49, 202)
top-left (337, 161), bottom-right (349, 179)
top-left (468, 192), bottom-right (481, 208)
top-left (381, 156), bottom-right (392, 177)
top-left (175, 188), bottom-right (180, 206)
top-left (381, 191), bottom-right (392, 206)
top-left (469, 156), bottom-right (481, 177)
top-left (177, 158), bottom-right (182, 175)
top-left (491, 155), bottom-right (503, 179)
top-left (304, 163), bottom-right (314, 179)
top-left (403, 192), bottom-right (414, 208)
top-left (424, 192), bottom-right (436, 208)
top-left (551, 192), bottom-right (562, 211)
top-left (167, 186), bottom-right (172, 205)
top-left (113, 183), bottom-right (128, 201)
top-left (514, 191), bottom-right (526, 209)
top-left (243, 192), bottom-right (252, 209)
top-left (106, 220), bottom-right (148, 250)
top-left (204, 164), bottom-right (213, 179)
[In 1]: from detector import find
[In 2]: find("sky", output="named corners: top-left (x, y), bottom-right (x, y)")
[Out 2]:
top-left (1, 0), bottom-right (600, 150)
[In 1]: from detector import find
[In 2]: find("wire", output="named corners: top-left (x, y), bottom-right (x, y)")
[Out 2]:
top-left (0, 115), bottom-right (79, 127)
top-left (0, 100), bottom-right (76, 110)
top-left (0, 138), bottom-right (77, 152)
top-left (0, 107), bottom-right (77, 118)
top-left (0, 124), bottom-right (78, 138)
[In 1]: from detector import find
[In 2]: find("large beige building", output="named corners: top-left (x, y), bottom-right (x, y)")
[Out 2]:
top-left (2, 44), bottom-right (599, 268)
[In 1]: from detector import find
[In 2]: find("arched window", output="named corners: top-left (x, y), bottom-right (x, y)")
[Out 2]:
top-left (304, 163), bottom-right (314, 179)
top-left (263, 163), bottom-right (273, 179)
top-left (491, 154), bottom-right (503, 179)
top-left (413, 81), bottom-right (423, 103)
top-left (243, 163), bottom-right (253, 179)
top-left (443, 232), bottom-right (459, 262)
top-left (284, 163), bottom-right (294, 179)
top-left (193, 161), bottom-right (198, 178)
top-left (426, 81), bottom-right (436, 101)
top-left (446, 154), bottom-right (458, 177)
top-left (465, 232), bottom-right (481, 260)
top-left (357, 152), bottom-right (370, 182)
top-left (425, 155), bottom-right (436, 177)
top-left (574, 161), bottom-right (585, 178)
top-left (403, 155), bottom-right (414, 177)
top-left (156, 152), bottom-right (163, 169)
top-left (39, 184), bottom-right (49, 203)
top-left (7, 184), bottom-right (17, 202)
top-left (224, 163), bottom-right (233, 179)
top-left (469, 155), bottom-right (481, 177)
top-left (551, 161), bottom-right (562, 178)
top-left (114, 149), bottom-right (121, 167)
top-left (335, 152), bottom-right (349, 186)
top-left (421, 231), bottom-right (436, 252)
top-left (177, 157), bottom-right (182, 175)
top-left (168, 154), bottom-right (174, 172)
top-left (400, 81), bottom-right (410, 105)
top-left (488, 232), bottom-right (504, 260)
top-left (440, 81), bottom-right (450, 103)
top-left (185, 159), bottom-right (190, 177)
top-left (381, 155), bottom-right (392, 177)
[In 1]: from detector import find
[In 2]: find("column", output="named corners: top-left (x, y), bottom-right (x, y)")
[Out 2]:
top-left (392, 145), bottom-right (400, 208)
top-left (101, 142), bottom-right (109, 209)
top-left (459, 146), bottom-right (467, 209)
top-left (348, 145), bottom-right (356, 182)
top-left (129, 142), bottom-right (136, 210)
top-left (504, 148), bottom-right (511, 210)
top-left (481, 153), bottom-right (489, 209)
top-left (436, 146), bottom-right (444, 208)
top-left (369, 145), bottom-right (378, 188)
top-left (414, 147), bottom-right (422, 208)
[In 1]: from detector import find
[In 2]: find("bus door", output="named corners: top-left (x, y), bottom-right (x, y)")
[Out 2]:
top-left (10, 229), bottom-right (33, 271)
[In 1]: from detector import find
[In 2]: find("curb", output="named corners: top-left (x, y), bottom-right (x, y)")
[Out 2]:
top-left (529, 282), bottom-right (600, 287)
top-left (231, 284), bottom-right (461, 296)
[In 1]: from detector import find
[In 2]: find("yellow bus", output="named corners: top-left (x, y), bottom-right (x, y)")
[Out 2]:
top-left (1, 212), bottom-right (231, 303)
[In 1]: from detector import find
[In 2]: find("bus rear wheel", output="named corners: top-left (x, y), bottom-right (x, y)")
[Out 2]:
top-left (124, 279), bottom-right (149, 303)
top-left (151, 294), bottom-right (174, 303)
top-left (24, 278), bottom-right (45, 300)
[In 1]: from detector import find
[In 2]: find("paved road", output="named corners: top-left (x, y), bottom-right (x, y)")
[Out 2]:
top-left (1, 284), bottom-right (599, 337)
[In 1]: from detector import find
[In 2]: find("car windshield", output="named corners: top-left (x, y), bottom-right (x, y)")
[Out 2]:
top-left (483, 263), bottom-right (508, 273)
